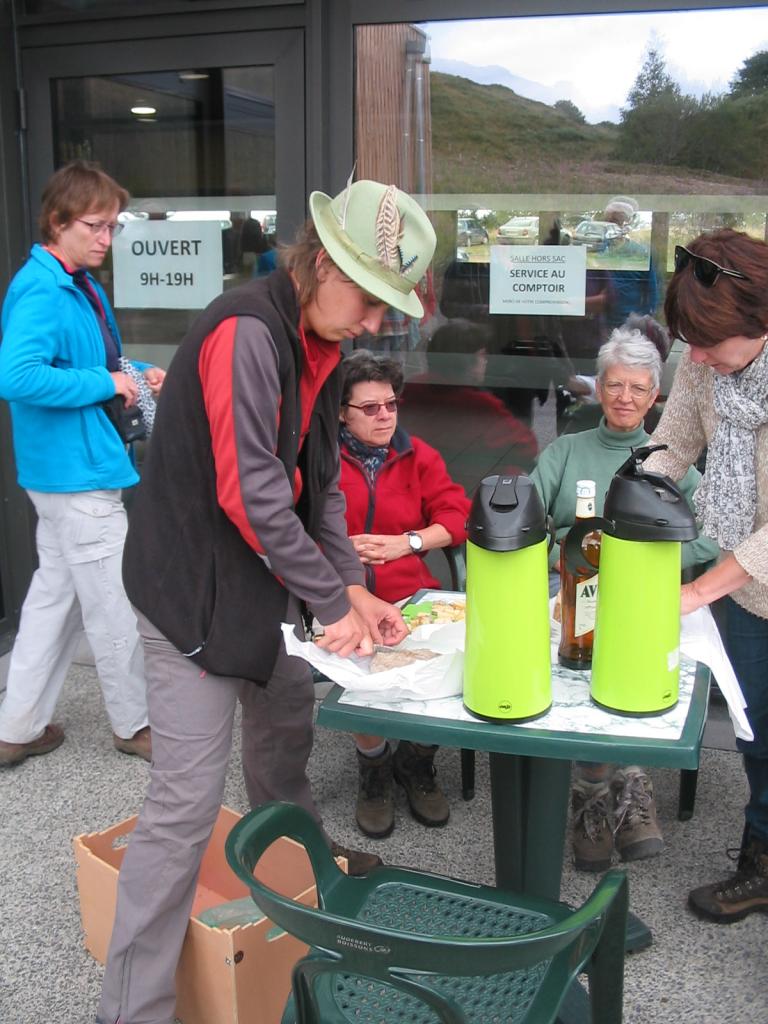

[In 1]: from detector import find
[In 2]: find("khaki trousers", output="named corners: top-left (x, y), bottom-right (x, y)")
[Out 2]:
top-left (0, 490), bottom-right (146, 744)
top-left (97, 598), bottom-right (317, 1024)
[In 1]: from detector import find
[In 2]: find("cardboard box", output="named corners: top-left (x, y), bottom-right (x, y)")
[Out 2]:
top-left (74, 806), bottom-right (321, 1024)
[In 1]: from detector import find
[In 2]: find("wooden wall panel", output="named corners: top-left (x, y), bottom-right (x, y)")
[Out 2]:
top-left (355, 23), bottom-right (432, 195)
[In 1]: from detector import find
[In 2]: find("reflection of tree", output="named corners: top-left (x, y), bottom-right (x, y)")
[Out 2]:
top-left (618, 46), bottom-right (696, 165)
top-left (626, 46), bottom-right (676, 106)
top-left (554, 99), bottom-right (585, 124)
top-left (616, 43), bottom-right (768, 183)
top-left (731, 51), bottom-right (768, 98)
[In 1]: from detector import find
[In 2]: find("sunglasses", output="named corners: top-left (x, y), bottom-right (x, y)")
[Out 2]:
top-left (674, 245), bottom-right (750, 287)
top-left (345, 398), bottom-right (399, 417)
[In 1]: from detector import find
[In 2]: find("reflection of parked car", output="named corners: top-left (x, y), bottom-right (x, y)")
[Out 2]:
top-left (457, 217), bottom-right (489, 247)
top-left (496, 215), bottom-right (540, 244)
top-left (571, 220), bottom-right (622, 252)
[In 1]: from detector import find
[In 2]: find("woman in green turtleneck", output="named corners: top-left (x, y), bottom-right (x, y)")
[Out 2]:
top-left (533, 328), bottom-right (718, 574)
top-left (531, 325), bottom-right (719, 874)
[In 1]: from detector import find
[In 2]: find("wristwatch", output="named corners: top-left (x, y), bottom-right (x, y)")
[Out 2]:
top-left (405, 531), bottom-right (424, 553)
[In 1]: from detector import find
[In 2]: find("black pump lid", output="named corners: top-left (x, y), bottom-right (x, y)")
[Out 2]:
top-left (603, 445), bottom-right (698, 542)
top-left (468, 474), bottom-right (548, 552)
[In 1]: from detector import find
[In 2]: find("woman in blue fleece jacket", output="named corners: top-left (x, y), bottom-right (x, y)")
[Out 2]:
top-left (0, 160), bottom-right (164, 766)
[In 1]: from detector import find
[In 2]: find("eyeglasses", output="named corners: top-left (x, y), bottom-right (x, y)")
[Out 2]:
top-left (344, 398), bottom-right (399, 416)
top-left (674, 245), bottom-right (750, 287)
top-left (76, 218), bottom-right (124, 238)
top-left (602, 380), bottom-right (655, 399)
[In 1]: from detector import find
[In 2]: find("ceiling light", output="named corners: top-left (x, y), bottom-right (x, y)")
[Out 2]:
top-left (179, 71), bottom-right (210, 81)
top-left (131, 105), bottom-right (157, 116)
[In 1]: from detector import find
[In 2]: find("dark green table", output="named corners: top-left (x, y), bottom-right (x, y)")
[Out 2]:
top-left (318, 662), bottom-right (709, 900)
top-left (317, 664), bottom-right (710, 1021)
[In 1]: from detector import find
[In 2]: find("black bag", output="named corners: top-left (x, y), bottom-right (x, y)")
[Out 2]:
top-left (102, 395), bottom-right (147, 444)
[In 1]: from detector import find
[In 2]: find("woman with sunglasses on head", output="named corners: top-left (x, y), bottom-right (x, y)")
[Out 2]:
top-left (338, 349), bottom-right (471, 839)
top-left (647, 227), bottom-right (768, 923)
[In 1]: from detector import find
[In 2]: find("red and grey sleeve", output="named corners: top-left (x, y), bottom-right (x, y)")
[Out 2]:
top-left (199, 316), bottom-right (351, 624)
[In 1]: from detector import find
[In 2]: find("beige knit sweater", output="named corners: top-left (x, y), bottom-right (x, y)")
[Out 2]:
top-left (648, 349), bottom-right (768, 620)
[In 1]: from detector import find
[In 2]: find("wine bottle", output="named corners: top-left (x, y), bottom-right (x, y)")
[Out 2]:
top-left (558, 479), bottom-right (601, 670)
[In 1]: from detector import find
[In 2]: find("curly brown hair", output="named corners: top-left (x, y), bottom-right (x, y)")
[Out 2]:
top-left (664, 229), bottom-right (768, 348)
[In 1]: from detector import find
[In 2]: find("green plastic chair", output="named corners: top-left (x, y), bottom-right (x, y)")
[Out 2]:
top-left (225, 801), bottom-right (629, 1024)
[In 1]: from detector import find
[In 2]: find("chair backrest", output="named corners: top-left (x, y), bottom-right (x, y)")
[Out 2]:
top-left (442, 542), bottom-right (467, 592)
top-left (226, 802), bottom-right (628, 1024)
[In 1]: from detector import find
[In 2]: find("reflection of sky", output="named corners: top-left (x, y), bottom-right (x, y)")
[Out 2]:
top-left (423, 7), bottom-right (768, 123)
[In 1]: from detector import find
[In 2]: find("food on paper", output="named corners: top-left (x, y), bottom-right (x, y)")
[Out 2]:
top-left (402, 600), bottom-right (466, 629)
top-left (369, 648), bottom-right (440, 673)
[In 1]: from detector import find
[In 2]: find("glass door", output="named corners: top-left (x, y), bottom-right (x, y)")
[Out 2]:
top-left (23, 28), bottom-right (304, 367)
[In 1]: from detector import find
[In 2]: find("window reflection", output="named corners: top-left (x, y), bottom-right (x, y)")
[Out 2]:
top-left (51, 67), bottom-right (276, 363)
top-left (355, 8), bottom-right (768, 494)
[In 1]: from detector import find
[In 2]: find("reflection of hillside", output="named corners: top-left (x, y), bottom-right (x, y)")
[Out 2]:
top-left (430, 72), bottom-right (768, 195)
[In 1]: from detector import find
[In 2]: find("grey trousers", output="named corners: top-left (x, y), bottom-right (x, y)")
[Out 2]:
top-left (97, 599), bottom-right (317, 1024)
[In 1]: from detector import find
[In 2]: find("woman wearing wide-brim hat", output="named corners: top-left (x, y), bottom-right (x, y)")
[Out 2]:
top-left (98, 180), bottom-right (436, 1024)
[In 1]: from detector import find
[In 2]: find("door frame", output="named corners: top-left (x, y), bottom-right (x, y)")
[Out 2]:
top-left (3, 26), bottom-right (305, 640)
top-left (23, 27), bottom-right (306, 241)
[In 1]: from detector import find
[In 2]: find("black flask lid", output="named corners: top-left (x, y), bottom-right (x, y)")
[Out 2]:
top-left (604, 445), bottom-right (698, 541)
top-left (467, 474), bottom-right (548, 552)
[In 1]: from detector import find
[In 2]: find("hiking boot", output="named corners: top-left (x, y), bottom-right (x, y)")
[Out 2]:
top-left (689, 837), bottom-right (768, 923)
top-left (356, 744), bottom-right (395, 838)
top-left (0, 724), bottom-right (65, 765)
top-left (330, 841), bottom-right (383, 877)
top-left (612, 766), bottom-right (664, 862)
top-left (113, 726), bottom-right (152, 762)
top-left (392, 740), bottom-right (449, 828)
top-left (571, 778), bottom-right (614, 872)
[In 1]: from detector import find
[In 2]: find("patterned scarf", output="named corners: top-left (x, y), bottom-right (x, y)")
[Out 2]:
top-left (695, 340), bottom-right (768, 549)
top-left (339, 425), bottom-right (389, 483)
top-left (118, 356), bottom-right (156, 436)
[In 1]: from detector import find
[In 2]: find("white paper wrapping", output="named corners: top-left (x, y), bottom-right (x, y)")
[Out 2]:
top-left (681, 607), bottom-right (752, 742)
top-left (281, 621), bottom-right (465, 703)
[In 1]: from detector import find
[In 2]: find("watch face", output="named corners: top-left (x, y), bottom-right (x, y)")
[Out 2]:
top-left (408, 532), bottom-right (423, 552)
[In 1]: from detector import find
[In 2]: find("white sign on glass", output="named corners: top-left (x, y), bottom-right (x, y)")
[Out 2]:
top-left (489, 245), bottom-right (586, 317)
top-left (112, 220), bottom-right (223, 309)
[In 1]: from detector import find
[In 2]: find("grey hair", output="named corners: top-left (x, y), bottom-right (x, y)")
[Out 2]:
top-left (596, 329), bottom-right (662, 390)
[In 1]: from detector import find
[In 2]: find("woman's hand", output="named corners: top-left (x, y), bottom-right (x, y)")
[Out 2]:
top-left (350, 533), bottom-right (410, 564)
top-left (143, 366), bottom-right (166, 395)
top-left (680, 582), bottom-right (707, 616)
top-left (313, 607), bottom-right (372, 658)
top-left (110, 370), bottom-right (139, 407)
top-left (680, 554), bottom-right (751, 616)
top-left (347, 585), bottom-right (409, 646)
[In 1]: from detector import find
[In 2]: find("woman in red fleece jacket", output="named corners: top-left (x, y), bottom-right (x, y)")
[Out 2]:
top-left (338, 349), bottom-right (470, 839)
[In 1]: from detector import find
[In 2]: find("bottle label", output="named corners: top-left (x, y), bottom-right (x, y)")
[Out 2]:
top-left (574, 574), bottom-right (598, 637)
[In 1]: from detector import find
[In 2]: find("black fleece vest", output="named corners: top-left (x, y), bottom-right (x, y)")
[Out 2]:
top-left (123, 269), bottom-right (341, 683)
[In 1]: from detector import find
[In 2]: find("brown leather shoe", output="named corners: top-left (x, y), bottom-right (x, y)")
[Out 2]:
top-left (0, 724), bottom-right (65, 765)
top-left (113, 726), bottom-right (152, 762)
top-left (330, 841), bottom-right (383, 877)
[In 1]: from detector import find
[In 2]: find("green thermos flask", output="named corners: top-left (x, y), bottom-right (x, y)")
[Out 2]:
top-left (464, 474), bottom-right (553, 722)
top-left (564, 446), bottom-right (698, 715)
